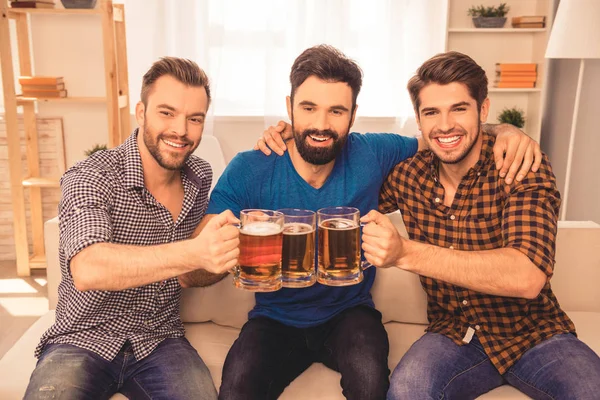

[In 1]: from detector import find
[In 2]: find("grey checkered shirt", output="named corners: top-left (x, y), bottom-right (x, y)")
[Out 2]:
top-left (35, 130), bottom-right (212, 361)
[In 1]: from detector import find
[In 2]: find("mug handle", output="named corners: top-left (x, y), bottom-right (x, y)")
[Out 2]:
top-left (227, 222), bottom-right (242, 274)
top-left (360, 222), bottom-right (375, 270)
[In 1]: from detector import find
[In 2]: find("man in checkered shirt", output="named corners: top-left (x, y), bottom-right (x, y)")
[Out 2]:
top-left (24, 58), bottom-right (239, 400)
top-left (362, 51), bottom-right (600, 399)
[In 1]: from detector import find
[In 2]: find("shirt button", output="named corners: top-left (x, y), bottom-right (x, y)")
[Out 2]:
top-left (462, 299), bottom-right (468, 306)
top-left (435, 197), bottom-right (441, 203)
top-left (450, 215), bottom-right (456, 220)
top-left (449, 245), bottom-right (454, 250)
top-left (477, 172), bottom-right (481, 176)
top-left (475, 325), bottom-right (481, 330)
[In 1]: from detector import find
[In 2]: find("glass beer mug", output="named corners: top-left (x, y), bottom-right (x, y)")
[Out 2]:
top-left (234, 209), bottom-right (284, 292)
top-left (278, 209), bottom-right (317, 288)
top-left (316, 207), bottom-right (371, 286)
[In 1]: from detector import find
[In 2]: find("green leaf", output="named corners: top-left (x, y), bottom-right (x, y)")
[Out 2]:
top-left (84, 144), bottom-right (108, 157)
top-left (497, 107), bottom-right (525, 128)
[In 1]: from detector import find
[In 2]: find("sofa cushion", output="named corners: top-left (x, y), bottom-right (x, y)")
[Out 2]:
top-left (180, 275), bottom-right (254, 328)
top-left (372, 267), bottom-right (428, 325)
top-left (370, 211), bottom-right (429, 325)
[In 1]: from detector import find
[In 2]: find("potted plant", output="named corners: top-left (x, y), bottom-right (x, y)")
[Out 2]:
top-left (84, 144), bottom-right (107, 157)
top-left (498, 107), bottom-right (525, 128)
top-left (61, 0), bottom-right (97, 9)
top-left (468, 3), bottom-right (510, 28)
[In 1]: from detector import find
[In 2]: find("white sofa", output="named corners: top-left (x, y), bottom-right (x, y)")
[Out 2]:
top-left (1, 136), bottom-right (599, 399)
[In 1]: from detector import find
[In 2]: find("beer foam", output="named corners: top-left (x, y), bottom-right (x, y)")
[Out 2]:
top-left (283, 222), bottom-right (315, 235)
top-left (320, 218), bottom-right (357, 230)
top-left (241, 221), bottom-right (283, 236)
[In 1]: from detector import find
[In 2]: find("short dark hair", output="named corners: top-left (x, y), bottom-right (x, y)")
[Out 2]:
top-left (290, 45), bottom-right (363, 111)
top-left (141, 57), bottom-right (211, 108)
top-left (407, 51), bottom-right (488, 115)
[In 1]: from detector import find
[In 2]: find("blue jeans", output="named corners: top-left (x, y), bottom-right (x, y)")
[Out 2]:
top-left (219, 305), bottom-right (390, 400)
top-left (24, 338), bottom-right (218, 400)
top-left (388, 332), bottom-right (600, 400)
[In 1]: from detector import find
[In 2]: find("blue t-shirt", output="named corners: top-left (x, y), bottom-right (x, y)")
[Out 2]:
top-left (207, 132), bottom-right (418, 327)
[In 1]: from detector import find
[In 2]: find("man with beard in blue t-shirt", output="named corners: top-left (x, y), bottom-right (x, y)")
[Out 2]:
top-left (182, 45), bottom-right (540, 400)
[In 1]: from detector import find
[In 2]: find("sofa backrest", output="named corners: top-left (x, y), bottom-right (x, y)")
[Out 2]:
top-left (549, 221), bottom-right (600, 312)
top-left (44, 216), bottom-right (60, 310)
top-left (192, 135), bottom-right (227, 194)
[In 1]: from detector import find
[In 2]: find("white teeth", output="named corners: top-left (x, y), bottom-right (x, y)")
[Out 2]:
top-left (309, 135), bottom-right (329, 142)
top-left (163, 139), bottom-right (186, 148)
top-left (438, 136), bottom-right (460, 144)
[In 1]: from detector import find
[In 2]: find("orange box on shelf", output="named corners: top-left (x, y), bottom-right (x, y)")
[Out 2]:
top-left (21, 89), bottom-right (68, 98)
top-left (18, 76), bottom-right (64, 86)
top-left (495, 63), bottom-right (537, 73)
top-left (495, 82), bottom-right (536, 89)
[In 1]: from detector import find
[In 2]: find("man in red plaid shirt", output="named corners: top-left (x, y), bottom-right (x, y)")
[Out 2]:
top-left (362, 51), bottom-right (600, 399)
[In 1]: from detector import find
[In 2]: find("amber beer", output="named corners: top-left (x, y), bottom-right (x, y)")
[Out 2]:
top-left (278, 209), bottom-right (317, 287)
top-left (317, 207), bottom-right (363, 286)
top-left (234, 210), bottom-right (284, 292)
top-left (282, 223), bottom-right (316, 287)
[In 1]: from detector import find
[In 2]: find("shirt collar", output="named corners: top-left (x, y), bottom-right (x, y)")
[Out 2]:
top-left (123, 129), bottom-right (146, 190)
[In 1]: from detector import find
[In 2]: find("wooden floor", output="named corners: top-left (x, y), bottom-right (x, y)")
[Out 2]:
top-left (0, 261), bottom-right (48, 359)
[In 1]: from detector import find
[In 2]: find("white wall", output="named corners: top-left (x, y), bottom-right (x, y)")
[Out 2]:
top-left (541, 59), bottom-right (600, 223)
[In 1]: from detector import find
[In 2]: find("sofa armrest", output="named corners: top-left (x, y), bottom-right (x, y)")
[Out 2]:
top-left (44, 217), bottom-right (60, 310)
top-left (552, 221), bottom-right (600, 313)
top-left (0, 311), bottom-right (56, 398)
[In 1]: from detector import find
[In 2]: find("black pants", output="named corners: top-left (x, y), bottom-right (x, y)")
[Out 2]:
top-left (219, 305), bottom-right (390, 400)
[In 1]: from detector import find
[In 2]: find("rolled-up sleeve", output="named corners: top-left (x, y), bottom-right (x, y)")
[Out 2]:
top-left (58, 167), bottom-right (114, 266)
top-left (502, 155), bottom-right (560, 277)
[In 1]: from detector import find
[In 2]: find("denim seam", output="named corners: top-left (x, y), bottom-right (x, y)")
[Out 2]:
top-left (440, 358), bottom-right (490, 399)
top-left (507, 371), bottom-right (556, 400)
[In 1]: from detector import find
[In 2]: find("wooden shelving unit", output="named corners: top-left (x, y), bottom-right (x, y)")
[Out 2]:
top-left (445, 0), bottom-right (556, 143)
top-left (0, 0), bottom-right (130, 276)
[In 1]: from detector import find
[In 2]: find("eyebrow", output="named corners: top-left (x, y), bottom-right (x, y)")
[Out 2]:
top-left (420, 101), bottom-right (471, 114)
top-left (298, 100), bottom-right (349, 112)
top-left (156, 103), bottom-right (206, 118)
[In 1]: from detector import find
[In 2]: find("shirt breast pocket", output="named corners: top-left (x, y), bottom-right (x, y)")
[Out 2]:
top-left (462, 197), bottom-right (504, 250)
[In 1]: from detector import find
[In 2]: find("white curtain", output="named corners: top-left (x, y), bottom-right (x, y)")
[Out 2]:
top-left (123, 0), bottom-right (447, 130)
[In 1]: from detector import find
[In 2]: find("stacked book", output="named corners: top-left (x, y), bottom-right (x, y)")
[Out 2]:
top-left (10, 1), bottom-right (56, 8)
top-left (494, 64), bottom-right (537, 89)
top-left (511, 16), bottom-right (546, 28)
top-left (19, 76), bottom-right (67, 98)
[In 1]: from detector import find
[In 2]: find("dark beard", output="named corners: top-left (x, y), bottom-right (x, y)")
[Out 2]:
top-left (292, 127), bottom-right (347, 165)
top-left (143, 121), bottom-right (194, 171)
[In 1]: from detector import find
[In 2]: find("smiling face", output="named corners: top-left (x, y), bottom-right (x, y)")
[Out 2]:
top-left (136, 74), bottom-right (208, 171)
top-left (287, 76), bottom-right (356, 166)
top-left (417, 82), bottom-right (489, 168)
